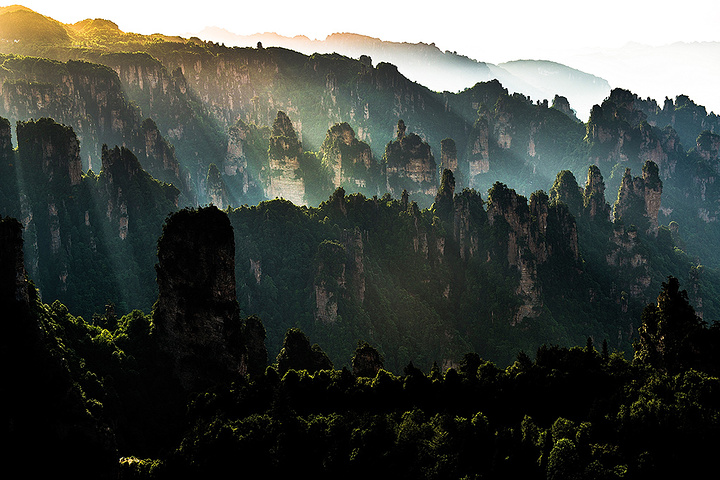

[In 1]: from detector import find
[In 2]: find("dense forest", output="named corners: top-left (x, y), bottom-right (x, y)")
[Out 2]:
top-left (1, 6), bottom-right (720, 477)
top-left (4, 209), bottom-right (720, 479)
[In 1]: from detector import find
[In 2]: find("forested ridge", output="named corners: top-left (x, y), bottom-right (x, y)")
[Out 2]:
top-left (4, 211), bottom-right (720, 478)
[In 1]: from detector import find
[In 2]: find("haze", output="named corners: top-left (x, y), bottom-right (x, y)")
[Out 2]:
top-left (9, 1), bottom-right (720, 114)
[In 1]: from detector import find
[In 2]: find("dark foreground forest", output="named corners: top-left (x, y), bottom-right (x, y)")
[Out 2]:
top-left (3, 209), bottom-right (720, 479)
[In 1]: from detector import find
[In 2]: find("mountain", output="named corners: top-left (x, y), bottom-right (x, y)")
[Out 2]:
top-left (195, 29), bottom-right (611, 120)
top-left (3, 8), bottom-right (720, 477)
top-left (1, 6), bottom-right (720, 368)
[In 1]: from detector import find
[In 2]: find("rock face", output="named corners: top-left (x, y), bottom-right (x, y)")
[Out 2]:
top-left (17, 118), bottom-right (83, 187)
top-left (265, 111), bottom-right (305, 205)
top-left (223, 118), bottom-right (268, 204)
top-left (452, 190), bottom-right (485, 261)
top-left (14, 118), bottom-right (83, 289)
top-left (140, 118), bottom-right (188, 199)
top-left (440, 138), bottom-right (458, 175)
top-left (320, 122), bottom-right (377, 194)
top-left (606, 224), bottom-right (652, 297)
top-left (487, 182), bottom-right (580, 324)
top-left (153, 206), bottom-right (266, 390)
top-left (583, 165), bottom-right (612, 221)
top-left (314, 240), bottom-right (346, 324)
top-left (0, 57), bottom-right (139, 169)
top-left (100, 145), bottom-right (173, 240)
top-left (0, 55), bottom-right (195, 202)
top-left (612, 161), bottom-right (663, 235)
top-left (313, 224), bottom-right (366, 324)
top-left (585, 89), bottom-right (683, 182)
top-left (552, 95), bottom-right (580, 122)
top-left (205, 163), bottom-right (230, 209)
top-left (696, 130), bottom-right (720, 164)
top-left (342, 227), bottom-right (366, 303)
top-left (0, 215), bottom-right (29, 306)
top-left (466, 116), bottom-right (490, 188)
top-left (383, 120), bottom-right (437, 202)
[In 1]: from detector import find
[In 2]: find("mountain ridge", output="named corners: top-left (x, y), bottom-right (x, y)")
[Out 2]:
top-left (194, 27), bottom-right (610, 120)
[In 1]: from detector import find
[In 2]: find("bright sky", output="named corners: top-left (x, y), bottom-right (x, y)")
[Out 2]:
top-left (10, 1), bottom-right (720, 64)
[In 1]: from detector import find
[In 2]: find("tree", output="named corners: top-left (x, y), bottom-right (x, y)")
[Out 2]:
top-left (634, 277), bottom-right (706, 372)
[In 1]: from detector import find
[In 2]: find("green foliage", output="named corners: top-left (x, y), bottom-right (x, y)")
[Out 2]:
top-left (635, 276), bottom-right (706, 372)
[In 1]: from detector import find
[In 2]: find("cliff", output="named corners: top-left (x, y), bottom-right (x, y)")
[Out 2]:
top-left (1, 213), bottom-right (118, 477)
top-left (153, 206), bottom-right (266, 390)
top-left (205, 163), bottom-right (231, 209)
top-left (0, 54), bottom-right (195, 202)
top-left (265, 111), bottom-right (306, 205)
top-left (16, 117), bottom-right (83, 187)
top-left (487, 182), bottom-right (580, 323)
top-left (320, 122), bottom-right (378, 196)
top-left (585, 89), bottom-right (683, 183)
top-left (383, 120), bottom-right (438, 205)
top-left (612, 161), bottom-right (663, 236)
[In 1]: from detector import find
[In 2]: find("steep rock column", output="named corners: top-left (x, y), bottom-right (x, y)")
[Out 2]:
top-left (0, 216), bottom-right (30, 306)
top-left (612, 161), bottom-right (662, 236)
top-left (383, 120), bottom-right (438, 204)
top-left (265, 111), bottom-right (306, 205)
top-left (320, 122), bottom-right (376, 193)
top-left (153, 206), bottom-right (251, 390)
top-left (440, 138), bottom-right (459, 181)
top-left (487, 183), bottom-right (541, 324)
top-left (314, 240), bottom-right (346, 324)
top-left (467, 116), bottom-right (490, 188)
top-left (583, 165), bottom-right (611, 221)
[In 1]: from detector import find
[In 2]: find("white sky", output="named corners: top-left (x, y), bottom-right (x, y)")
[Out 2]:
top-left (10, 1), bottom-right (720, 64)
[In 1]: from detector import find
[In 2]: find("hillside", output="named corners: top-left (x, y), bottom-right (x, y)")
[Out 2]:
top-left (0, 6), bottom-right (718, 357)
top-left (196, 28), bottom-right (611, 120)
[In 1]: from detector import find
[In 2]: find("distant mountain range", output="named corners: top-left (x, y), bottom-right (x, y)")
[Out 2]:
top-left (196, 29), bottom-right (610, 120)
top-left (196, 29), bottom-right (720, 122)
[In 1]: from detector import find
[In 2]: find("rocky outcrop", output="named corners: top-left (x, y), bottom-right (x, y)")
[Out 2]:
top-left (452, 189), bottom-right (485, 260)
top-left (585, 89), bottom-right (684, 181)
top-left (265, 111), bottom-right (305, 205)
top-left (551, 95), bottom-right (580, 122)
top-left (100, 145), bottom-right (149, 240)
top-left (154, 206), bottom-right (266, 390)
top-left (606, 224), bottom-right (652, 298)
top-left (383, 120), bottom-right (437, 203)
top-left (140, 118), bottom-right (189, 198)
top-left (612, 161), bottom-right (663, 235)
top-left (320, 122), bottom-right (377, 194)
top-left (342, 227), bottom-right (366, 303)
top-left (583, 165), bottom-right (612, 221)
top-left (488, 182), bottom-right (580, 323)
top-left (487, 184), bottom-right (538, 324)
top-left (314, 240), bottom-right (346, 324)
top-left (16, 118), bottom-right (82, 187)
top-left (696, 130), bottom-right (720, 165)
top-left (205, 163), bottom-right (230, 209)
top-left (0, 57), bottom-right (140, 171)
top-left (0, 215), bottom-right (29, 306)
top-left (313, 226), bottom-right (366, 324)
top-left (440, 138), bottom-right (458, 175)
top-left (466, 117), bottom-right (490, 189)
